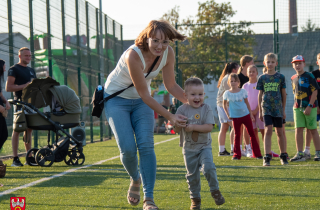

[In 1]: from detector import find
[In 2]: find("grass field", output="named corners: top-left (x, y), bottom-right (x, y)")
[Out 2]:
top-left (0, 129), bottom-right (319, 209)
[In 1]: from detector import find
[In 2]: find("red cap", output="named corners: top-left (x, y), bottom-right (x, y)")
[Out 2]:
top-left (291, 55), bottom-right (305, 63)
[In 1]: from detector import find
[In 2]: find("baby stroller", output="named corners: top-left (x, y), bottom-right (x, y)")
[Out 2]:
top-left (9, 77), bottom-right (85, 167)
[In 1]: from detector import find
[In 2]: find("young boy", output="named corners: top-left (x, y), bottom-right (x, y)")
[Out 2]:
top-left (290, 55), bottom-right (320, 161)
top-left (304, 53), bottom-right (320, 159)
top-left (257, 53), bottom-right (289, 166)
top-left (174, 77), bottom-right (225, 209)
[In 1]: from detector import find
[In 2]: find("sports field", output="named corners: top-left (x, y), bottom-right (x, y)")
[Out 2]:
top-left (0, 129), bottom-right (319, 209)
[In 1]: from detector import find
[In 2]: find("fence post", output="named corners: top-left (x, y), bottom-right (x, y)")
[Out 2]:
top-left (75, 0), bottom-right (82, 121)
top-left (174, 22), bottom-right (182, 108)
top-left (276, 19), bottom-right (280, 72)
top-left (225, 24), bottom-right (228, 63)
top-left (273, 0), bottom-right (276, 54)
top-left (113, 20), bottom-right (117, 63)
top-left (61, 0), bottom-right (67, 85)
top-left (29, 0), bottom-right (38, 148)
top-left (105, 15), bottom-right (112, 139)
top-left (7, 0), bottom-right (14, 67)
top-left (96, 8), bottom-right (103, 141)
top-left (86, 2), bottom-right (93, 143)
top-left (46, 0), bottom-right (52, 77)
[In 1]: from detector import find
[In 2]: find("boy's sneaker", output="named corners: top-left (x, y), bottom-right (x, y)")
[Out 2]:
top-left (190, 198), bottom-right (201, 209)
top-left (303, 153), bottom-right (311, 160)
top-left (256, 156), bottom-right (263, 159)
top-left (12, 158), bottom-right (23, 167)
top-left (290, 152), bottom-right (306, 162)
top-left (232, 156), bottom-right (239, 160)
top-left (314, 151), bottom-right (320, 161)
top-left (246, 148), bottom-right (253, 158)
top-left (263, 155), bottom-right (271, 166)
top-left (211, 190), bottom-right (225, 206)
top-left (218, 149), bottom-right (230, 156)
top-left (280, 153), bottom-right (289, 165)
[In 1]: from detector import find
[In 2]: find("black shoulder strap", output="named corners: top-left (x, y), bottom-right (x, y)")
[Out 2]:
top-left (99, 56), bottom-right (160, 104)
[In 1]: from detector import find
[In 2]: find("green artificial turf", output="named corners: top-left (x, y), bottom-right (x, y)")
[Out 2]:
top-left (0, 129), bottom-right (319, 209)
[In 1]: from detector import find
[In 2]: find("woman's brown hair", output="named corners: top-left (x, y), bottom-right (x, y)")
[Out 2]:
top-left (237, 55), bottom-right (253, 74)
top-left (217, 62), bottom-right (239, 88)
top-left (135, 20), bottom-right (186, 52)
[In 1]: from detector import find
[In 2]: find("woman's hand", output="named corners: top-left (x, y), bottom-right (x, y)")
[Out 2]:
top-left (170, 114), bottom-right (187, 127)
top-left (5, 101), bottom-right (11, 110)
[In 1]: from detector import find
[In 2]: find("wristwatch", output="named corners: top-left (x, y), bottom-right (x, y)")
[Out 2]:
top-left (308, 104), bottom-right (313, 107)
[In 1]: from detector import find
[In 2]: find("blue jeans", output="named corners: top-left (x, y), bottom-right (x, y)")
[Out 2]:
top-left (104, 93), bottom-right (156, 199)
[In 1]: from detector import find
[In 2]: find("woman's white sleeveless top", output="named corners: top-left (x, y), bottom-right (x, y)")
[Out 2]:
top-left (104, 44), bottom-right (168, 99)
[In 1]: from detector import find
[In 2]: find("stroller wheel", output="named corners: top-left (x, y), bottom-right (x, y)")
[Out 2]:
top-left (26, 148), bottom-right (39, 166)
top-left (35, 148), bottom-right (55, 167)
top-left (71, 151), bottom-right (85, 166)
top-left (64, 151), bottom-right (74, 166)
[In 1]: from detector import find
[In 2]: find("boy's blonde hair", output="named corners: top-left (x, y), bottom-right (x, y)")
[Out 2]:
top-left (184, 77), bottom-right (203, 92)
top-left (264, 53), bottom-right (278, 61)
top-left (227, 73), bottom-right (240, 87)
top-left (317, 53), bottom-right (320, 60)
top-left (237, 55), bottom-right (253, 74)
top-left (247, 64), bottom-right (258, 74)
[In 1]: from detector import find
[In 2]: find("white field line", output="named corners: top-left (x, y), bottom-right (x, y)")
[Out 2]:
top-left (0, 136), bottom-right (179, 197)
top-left (82, 164), bottom-right (320, 172)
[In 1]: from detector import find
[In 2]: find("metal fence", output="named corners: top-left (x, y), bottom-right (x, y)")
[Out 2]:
top-left (0, 0), bottom-right (123, 156)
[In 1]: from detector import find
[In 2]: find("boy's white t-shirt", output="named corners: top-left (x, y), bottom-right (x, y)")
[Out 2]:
top-left (176, 103), bottom-right (214, 152)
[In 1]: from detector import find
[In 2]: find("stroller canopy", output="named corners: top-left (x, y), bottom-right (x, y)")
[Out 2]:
top-left (49, 85), bottom-right (81, 114)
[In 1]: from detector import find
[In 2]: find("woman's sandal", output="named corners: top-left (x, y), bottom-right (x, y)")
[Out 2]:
top-left (143, 198), bottom-right (159, 210)
top-left (127, 177), bottom-right (141, 206)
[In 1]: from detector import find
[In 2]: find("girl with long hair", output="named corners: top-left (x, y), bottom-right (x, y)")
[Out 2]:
top-left (216, 62), bottom-right (238, 156)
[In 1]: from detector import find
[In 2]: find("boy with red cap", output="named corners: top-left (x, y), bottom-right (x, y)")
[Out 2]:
top-left (291, 55), bottom-right (320, 161)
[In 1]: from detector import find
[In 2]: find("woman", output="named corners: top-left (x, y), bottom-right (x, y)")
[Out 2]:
top-left (0, 59), bottom-right (10, 188)
top-left (103, 20), bottom-right (187, 210)
top-left (216, 62), bottom-right (238, 156)
top-left (0, 59), bottom-right (10, 150)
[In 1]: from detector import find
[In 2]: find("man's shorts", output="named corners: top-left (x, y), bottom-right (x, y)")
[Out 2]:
top-left (158, 117), bottom-right (166, 127)
top-left (217, 106), bottom-right (231, 124)
top-left (252, 113), bottom-right (265, 129)
top-left (263, 115), bottom-right (283, 128)
top-left (293, 107), bottom-right (317, 130)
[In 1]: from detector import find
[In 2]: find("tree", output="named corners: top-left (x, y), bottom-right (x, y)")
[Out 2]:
top-left (301, 19), bottom-right (320, 32)
top-left (157, 0), bottom-right (255, 85)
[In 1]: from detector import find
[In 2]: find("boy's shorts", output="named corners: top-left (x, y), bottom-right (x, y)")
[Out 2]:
top-left (263, 115), bottom-right (283, 128)
top-left (293, 108), bottom-right (317, 129)
top-left (217, 106), bottom-right (231, 124)
top-left (252, 113), bottom-right (264, 129)
top-left (317, 114), bottom-right (320, 121)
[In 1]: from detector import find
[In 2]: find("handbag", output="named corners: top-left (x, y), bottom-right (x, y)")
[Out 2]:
top-left (13, 107), bottom-right (28, 132)
top-left (91, 56), bottom-right (160, 118)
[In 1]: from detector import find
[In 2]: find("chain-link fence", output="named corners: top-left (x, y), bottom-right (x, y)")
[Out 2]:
top-left (275, 0), bottom-right (320, 121)
top-left (0, 0), bottom-right (122, 156)
top-left (174, 21), bottom-right (279, 116)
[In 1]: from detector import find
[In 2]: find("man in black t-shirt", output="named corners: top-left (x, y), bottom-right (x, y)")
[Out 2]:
top-left (6, 47), bottom-right (37, 167)
top-left (168, 97), bottom-right (177, 114)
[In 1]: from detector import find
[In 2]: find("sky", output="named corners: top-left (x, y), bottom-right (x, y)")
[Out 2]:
top-left (86, 0), bottom-right (274, 40)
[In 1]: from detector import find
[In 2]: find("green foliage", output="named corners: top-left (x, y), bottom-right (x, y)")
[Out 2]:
top-left (301, 18), bottom-right (320, 32)
top-left (160, 0), bottom-right (255, 85)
